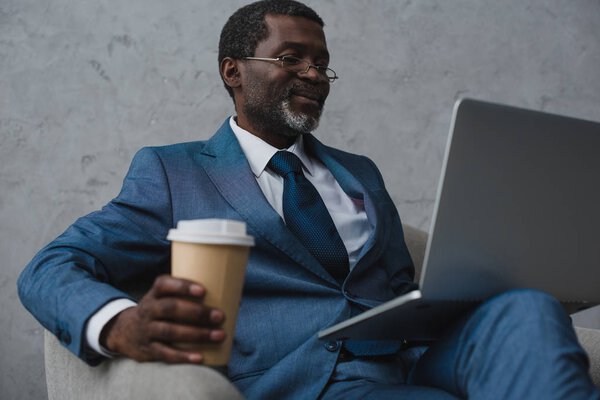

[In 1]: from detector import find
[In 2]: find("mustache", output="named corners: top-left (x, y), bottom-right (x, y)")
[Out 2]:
top-left (287, 84), bottom-right (328, 106)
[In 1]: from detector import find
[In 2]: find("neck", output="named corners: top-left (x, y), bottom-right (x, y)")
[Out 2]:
top-left (235, 115), bottom-right (300, 149)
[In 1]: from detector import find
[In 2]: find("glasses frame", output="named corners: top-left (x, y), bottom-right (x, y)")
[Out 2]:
top-left (243, 55), bottom-right (339, 83)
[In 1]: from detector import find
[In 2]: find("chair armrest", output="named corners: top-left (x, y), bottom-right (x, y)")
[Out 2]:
top-left (44, 330), bottom-right (243, 400)
top-left (402, 224), bottom-right (428, 281)
top-left (575, 327), bottom-right (600, 387)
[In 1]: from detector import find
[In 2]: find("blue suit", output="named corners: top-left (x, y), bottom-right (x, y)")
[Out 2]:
top-left (19, 120), bottom-right (599, 399)
top-left (18, 120), bottom-right (418, 398)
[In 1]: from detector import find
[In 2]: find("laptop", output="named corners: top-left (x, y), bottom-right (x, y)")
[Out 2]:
top-left (319, 98), bottom-right (600, 342)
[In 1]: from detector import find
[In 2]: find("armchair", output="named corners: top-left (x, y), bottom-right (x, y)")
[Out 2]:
top-left (44, 225), bottom-right (600, 399)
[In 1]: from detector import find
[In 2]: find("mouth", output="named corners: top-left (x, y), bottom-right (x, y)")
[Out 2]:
top-left (290, 89), bottom-right (325, 107)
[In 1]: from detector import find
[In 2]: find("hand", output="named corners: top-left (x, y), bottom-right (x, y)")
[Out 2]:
top-left (100, 275), bottom-right (226, 364)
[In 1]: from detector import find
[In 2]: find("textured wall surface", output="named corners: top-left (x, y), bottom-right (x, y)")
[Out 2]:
top-left (2, 0), bottom-right (599, 398)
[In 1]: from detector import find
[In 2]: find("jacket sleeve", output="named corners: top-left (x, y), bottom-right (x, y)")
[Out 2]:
top-left (17, 147), bottom-right (173, 365)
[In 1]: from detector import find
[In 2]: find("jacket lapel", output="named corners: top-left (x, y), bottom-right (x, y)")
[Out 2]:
top-left (305, 135), bottom-right (389, 282)
top-left (195, 121), bottom-right (339, 286)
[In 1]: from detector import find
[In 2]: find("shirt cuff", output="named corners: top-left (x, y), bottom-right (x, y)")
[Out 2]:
top-left (86, 298), bottom-right (137, 358)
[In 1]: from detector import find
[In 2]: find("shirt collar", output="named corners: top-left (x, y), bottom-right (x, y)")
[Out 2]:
top-left (229, 116), bottom-right (315, 177)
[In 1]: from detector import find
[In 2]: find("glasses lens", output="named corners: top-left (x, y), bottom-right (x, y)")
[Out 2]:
top-left (281, 56), bottom-right (305, 72)
top-left (325, 69), bottom-right (337, 81)
top-left (280, 56), bottom-right (337, 82)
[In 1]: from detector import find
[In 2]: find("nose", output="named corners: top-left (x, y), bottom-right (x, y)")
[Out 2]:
top-left (299, 65), bottom-right (329, 83)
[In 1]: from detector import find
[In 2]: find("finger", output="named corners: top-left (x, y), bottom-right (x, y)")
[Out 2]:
top-left (150, 275), bottom-right (205, 298)
top-left (150, 298), bottom-right (225, 326)
top-left (149, 320), bottom-right (227, 344)
top-left (148, 341), bottom-right (204, 364)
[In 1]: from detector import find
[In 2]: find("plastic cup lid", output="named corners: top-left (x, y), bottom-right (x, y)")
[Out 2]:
top-left (167, 219), bottom-right (255, 246)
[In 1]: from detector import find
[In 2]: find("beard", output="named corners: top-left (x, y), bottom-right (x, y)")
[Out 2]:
top-left (281, 97), bottom-right (320, 135)
top-left (241, 81), bottom-right (326, 139)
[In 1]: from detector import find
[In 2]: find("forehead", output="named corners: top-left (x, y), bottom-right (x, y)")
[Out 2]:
top-left (254, 14), bottom-right (328, 57)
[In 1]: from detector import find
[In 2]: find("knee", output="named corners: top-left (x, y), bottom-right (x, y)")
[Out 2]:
top-left (483, 289), bottom-right (568, 323)
top-left (491, 288), bottom-right (558, 306)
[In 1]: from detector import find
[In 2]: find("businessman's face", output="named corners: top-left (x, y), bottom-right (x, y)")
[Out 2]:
top-left (236, 14), bottom-right (331, 148)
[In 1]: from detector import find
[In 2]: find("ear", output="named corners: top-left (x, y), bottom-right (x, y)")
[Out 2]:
top-left (220, 57), bottom-right (242, 89)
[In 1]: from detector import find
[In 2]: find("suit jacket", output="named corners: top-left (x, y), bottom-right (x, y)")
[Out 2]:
top-left (18, 119), bottom-right (416, 399)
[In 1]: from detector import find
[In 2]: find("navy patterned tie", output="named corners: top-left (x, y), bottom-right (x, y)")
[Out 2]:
top-left (268, 151), bottom-right (349, 284)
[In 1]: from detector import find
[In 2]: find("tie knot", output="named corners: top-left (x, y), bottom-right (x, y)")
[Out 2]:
top-left (268, 151), bottom-right (303, 177)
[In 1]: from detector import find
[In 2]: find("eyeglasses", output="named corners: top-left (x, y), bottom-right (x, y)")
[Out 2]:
top-left (243, 55), bottom-right (339, 83)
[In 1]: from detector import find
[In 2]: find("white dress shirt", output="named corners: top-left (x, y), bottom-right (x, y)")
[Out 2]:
top-left (229, 117), bottom-right (371, 269)
top-left (86, 117), bottom-right (371, 357)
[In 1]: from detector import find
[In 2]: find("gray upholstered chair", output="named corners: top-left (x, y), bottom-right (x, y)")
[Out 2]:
top-left (44, 225), bottom-right (600, 399)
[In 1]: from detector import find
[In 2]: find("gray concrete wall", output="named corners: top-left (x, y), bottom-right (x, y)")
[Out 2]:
top-left (2, 0), bottom-right (599, 398)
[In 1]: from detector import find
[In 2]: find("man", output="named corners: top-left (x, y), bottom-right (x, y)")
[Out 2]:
top-left (18, 1), bottom-right (599, 399)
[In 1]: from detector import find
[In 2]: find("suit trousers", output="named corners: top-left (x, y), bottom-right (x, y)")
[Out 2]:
top-left (321, 289), bottom-right (600, 399)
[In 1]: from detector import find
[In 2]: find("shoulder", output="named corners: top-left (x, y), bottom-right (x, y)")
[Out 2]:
top-left (141, 140), bottom-right (208, 158)
top-left (306, 134), bottom-right (372, 164)
top-left (133, 118), bottom-right (234, 165)
top-left (324, 145), bottom-right (376, 167)
top-left (307, 136), bottom-right (385, 185)
top-left (127, 140), bottom-right (208, 168)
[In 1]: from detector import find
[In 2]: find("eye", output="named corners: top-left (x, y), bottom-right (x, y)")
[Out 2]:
top-left (314, 57), bottom-right (329, 67)
top-left (280, 55), bottom-right (303, 65)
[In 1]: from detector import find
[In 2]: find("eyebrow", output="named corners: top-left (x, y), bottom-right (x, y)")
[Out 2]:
top-left (274, 41), bottom-right (330, 60)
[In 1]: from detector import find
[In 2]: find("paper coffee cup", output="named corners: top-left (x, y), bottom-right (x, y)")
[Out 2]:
top-left (167, 219), bottom-right (254, 366)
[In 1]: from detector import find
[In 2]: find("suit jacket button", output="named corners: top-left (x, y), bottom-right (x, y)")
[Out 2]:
top-left (325, 341), bottom-right (339, 352)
